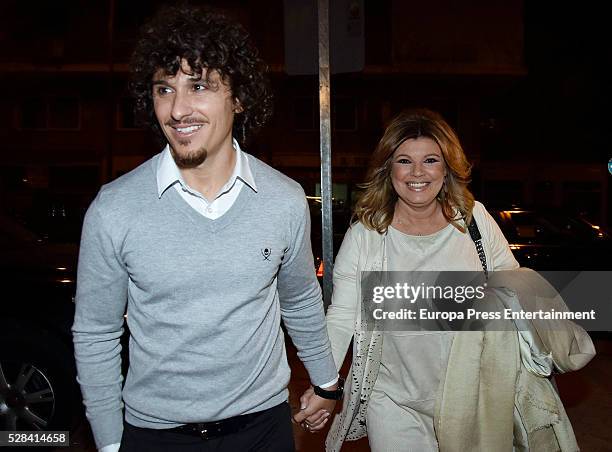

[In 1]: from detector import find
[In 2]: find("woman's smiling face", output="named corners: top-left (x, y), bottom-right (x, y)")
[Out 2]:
top-left (390, 137), bottom-right (447, 210)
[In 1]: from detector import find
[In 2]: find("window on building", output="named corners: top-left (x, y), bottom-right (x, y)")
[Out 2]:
top-left (117, 97), bottom-right (141, 129)
top-left (293, 97), bottom-right (316, 130)
top-left (333, 97), bottom-right (357, 130)
top-left (315, 182), bottom-right (349, 209)
top-left (0, 166), bottom-right (28, 191)
top-left (48, 98), bottom-right (80, 129)
top-left (49, 165), bottom-right (100, 191)
top-left (20, 97), bottom-right (80, 130)
top-left (21, 99), bottom-right (47, 129)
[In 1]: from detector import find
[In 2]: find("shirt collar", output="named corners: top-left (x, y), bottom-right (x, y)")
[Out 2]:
top-left (233, 139), bottom-right (258, 193)
top-left (156, 138), bottom-right (257, 198)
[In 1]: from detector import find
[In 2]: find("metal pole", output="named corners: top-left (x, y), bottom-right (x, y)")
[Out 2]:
top-left (105, 0), bottom-right (115, 183)
top-left (318, 0), bottom-right (333, 307)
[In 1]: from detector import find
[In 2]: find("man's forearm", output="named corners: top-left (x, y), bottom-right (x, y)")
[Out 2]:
top-left (280, 286), bottom-right (338, 386)
top-left (73, 198), bottom-right (129, 448)
top-left (278, 199), bottom-right (338, 384)
top-left (73, 328), bottom-right (125, 448)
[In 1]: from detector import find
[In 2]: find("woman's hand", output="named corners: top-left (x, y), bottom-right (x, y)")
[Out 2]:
top-left (293, 386), bottom-right (336, 432)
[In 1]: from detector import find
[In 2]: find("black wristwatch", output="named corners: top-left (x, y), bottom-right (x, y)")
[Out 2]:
top-left (313, 377), bottom-right (345, 400)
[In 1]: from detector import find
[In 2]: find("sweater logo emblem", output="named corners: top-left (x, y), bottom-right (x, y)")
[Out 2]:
top-left (261, 248), bottom-right (272, 261)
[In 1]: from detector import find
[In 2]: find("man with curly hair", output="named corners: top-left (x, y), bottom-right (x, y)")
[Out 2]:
top-left (72, 5), bottom-right (339, 452)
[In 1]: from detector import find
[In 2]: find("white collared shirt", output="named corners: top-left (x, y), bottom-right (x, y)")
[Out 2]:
top-left (156, 138), bottom-right (257, 219)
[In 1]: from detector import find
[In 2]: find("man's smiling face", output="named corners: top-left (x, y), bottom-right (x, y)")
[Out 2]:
top-left (152, 60), bottom-right (241, 168)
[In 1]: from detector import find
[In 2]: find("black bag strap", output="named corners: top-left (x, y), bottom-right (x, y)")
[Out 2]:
top-left (467, 217), bottom-right (488, 279)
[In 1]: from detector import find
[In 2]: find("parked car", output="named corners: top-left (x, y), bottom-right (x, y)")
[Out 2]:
top-left (0, 213), bottom-right (80, 430)
top-left (310, 203), bottom-right (612, 273)
top-left (488, 207), bottom-right (612, 270)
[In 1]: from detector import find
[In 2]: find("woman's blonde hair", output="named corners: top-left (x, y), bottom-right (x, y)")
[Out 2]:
top-left (354, 108), bottom-right (475, 233)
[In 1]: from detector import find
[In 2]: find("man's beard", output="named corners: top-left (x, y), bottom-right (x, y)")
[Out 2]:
top-left (170, 143), bottom-right (208, 169)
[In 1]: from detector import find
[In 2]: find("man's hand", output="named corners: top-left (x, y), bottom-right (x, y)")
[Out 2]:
top-left (293, 386), bottom-right (337, 432)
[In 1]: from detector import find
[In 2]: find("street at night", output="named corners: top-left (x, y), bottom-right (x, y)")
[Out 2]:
top-left (2, 1), bottom-right (611, 451)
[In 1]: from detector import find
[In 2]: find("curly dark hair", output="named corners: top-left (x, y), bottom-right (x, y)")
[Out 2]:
top-left (129, 4), bottom-right (273, 144)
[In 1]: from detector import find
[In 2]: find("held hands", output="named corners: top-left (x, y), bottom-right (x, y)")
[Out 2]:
top-left (293, 386), bottom-right (337, 433)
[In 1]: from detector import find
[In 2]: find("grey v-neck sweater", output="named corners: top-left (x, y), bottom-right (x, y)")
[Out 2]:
top-left (72, 152), bottom-right (337, 449)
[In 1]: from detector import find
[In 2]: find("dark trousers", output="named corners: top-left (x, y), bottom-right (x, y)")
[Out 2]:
top-left (118, 402), bottom-right (295, 452)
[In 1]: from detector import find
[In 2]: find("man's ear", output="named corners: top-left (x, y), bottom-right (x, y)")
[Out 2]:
top-left (233, 98), bottom-right (244, 113)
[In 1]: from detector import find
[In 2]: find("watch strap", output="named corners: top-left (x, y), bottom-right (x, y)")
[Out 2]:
top-left (313, 377), bottom-right (344, 400)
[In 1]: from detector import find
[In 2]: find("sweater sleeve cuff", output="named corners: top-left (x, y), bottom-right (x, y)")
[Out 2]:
top-left (318, 375), bottom-right (339, 388)
top-left (88, 411), bottom-right (124, 451)
top-left (99, 443), bottom-right (121, 452)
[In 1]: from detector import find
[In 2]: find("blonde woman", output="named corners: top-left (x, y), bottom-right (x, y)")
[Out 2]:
top-left (301, 109), bottom-right (520, 450)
